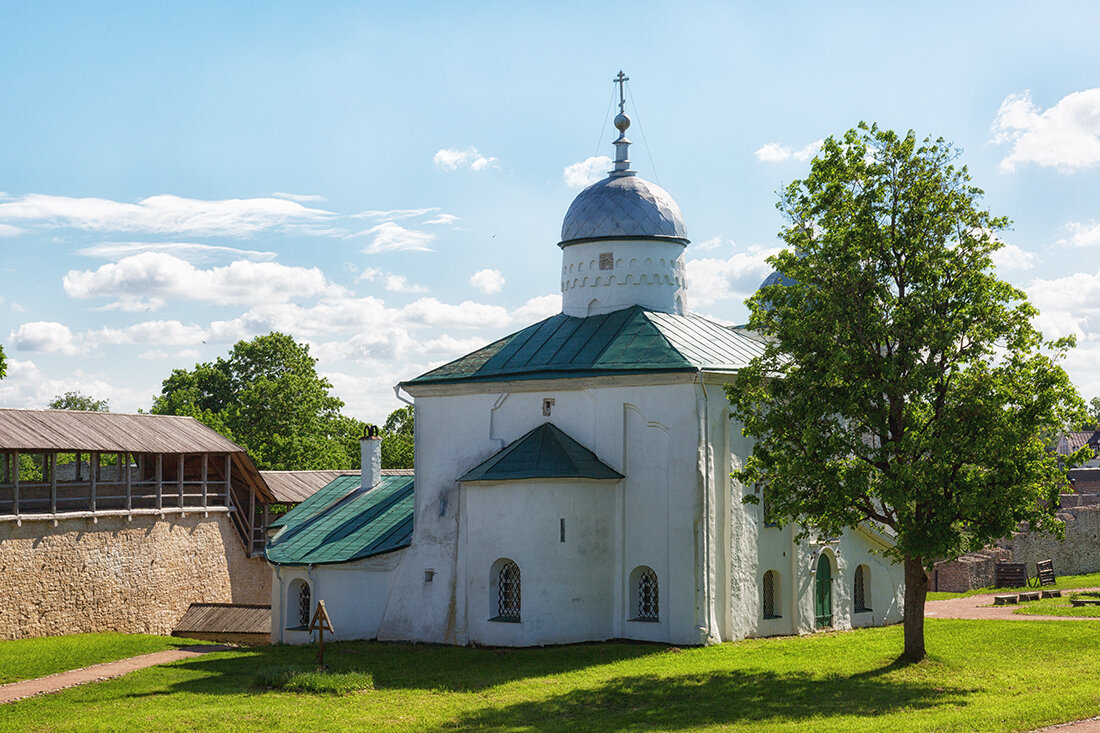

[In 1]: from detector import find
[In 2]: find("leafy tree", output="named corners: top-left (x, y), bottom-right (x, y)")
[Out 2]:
top-left (48, 391), bottom-right (109, 412)
top-left (727, 123), bottom-right (1085, 662)
top-left (1084, 397), bottom-right (1100, 430)
top-left (381, 405), bottom-right (414, 469)
top-left (151, 332), bottom-right (365, 470)
top-left (0, 344), bottom-right (6, 380)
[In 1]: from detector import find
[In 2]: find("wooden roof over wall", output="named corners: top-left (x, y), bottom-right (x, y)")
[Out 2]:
top-left (261, 469), bottom-right (416, 503)
top-left (261, 470), bottom-right (359, 503)
top-left (0, 409), bottom-right (246, 453)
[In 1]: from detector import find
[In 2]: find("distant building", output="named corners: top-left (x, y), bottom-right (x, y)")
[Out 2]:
top-left (265, 86), bottom-right (904, 646)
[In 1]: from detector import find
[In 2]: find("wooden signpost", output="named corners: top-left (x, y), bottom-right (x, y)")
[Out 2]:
top-left (309, 599), bottom-right (336, 668)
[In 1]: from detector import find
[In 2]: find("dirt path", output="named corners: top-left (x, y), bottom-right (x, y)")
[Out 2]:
top-left (0, 644), bottom-right (235, 704)
top-left (925, 588), bottom-right (1100, 622)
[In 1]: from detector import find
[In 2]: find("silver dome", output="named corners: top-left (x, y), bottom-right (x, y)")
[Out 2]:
top-left (559, 174), bottom-right (688, 246)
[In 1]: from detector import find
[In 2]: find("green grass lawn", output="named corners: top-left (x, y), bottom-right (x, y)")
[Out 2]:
top-left (0, 633), bottom-right (207, 685)
top-left (1014, 593), bottom-right (1100, 618)
top-left (927, 570), bottom-right (1100, 600)
top-left (3, 621), bottom-right (1100, 732)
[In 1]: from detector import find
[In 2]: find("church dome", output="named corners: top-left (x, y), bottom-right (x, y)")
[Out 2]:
top-left (758, 270), bottom-right (797, 290)
top-left (560, 175), bottom-right (687, 246)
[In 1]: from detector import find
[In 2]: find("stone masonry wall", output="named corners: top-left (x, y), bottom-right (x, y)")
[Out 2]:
top-left (932, 496), bottom-right (1100, 592)
top-left (0, 512), bottom-right (270, 640)
top-left (1005, 504), bottom-right (1100, 577)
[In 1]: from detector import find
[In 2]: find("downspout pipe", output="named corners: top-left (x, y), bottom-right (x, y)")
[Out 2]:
top-left (274, 566), bottom-right (284, 643)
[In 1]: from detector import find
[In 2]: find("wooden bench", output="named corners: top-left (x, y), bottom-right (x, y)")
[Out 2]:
top-left (1035, 559), bottom-right (1056, 587)
top-left (1070, 597), bottom-right (1100, 607)
top-left (995, 562), bottom-right (1029, 588)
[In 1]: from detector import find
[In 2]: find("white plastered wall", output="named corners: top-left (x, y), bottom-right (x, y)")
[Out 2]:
top-left (270, 548), bottom-right (407, 644)
top-left (560, 239), bottom-right (688, 316)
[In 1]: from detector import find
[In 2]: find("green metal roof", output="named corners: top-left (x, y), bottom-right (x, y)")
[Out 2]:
top-left (402, 306), bottom-right (765, 386)
top-left (264, 474), bottom-right (414, 565)
top-left (458, 423), bottom-right (623, 482)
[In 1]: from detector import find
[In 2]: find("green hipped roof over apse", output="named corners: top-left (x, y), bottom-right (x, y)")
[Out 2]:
top-left (401, 305), bottom-right (767, 387)
top-left (458, 423), bottom-right (623, 482)
top-left (265, 474), bottom-right (414, 566)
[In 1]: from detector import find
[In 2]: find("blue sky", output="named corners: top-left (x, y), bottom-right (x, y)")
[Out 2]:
top-left (1, 1), bottom-right (1099, 421)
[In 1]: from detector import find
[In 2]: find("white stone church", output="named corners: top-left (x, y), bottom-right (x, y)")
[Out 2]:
top-left (265, 91), bottom-right (904, 646)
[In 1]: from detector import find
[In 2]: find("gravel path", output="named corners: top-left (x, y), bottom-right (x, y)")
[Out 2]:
top-left (0, 644), bottom-right (235, 704)
top-left (925, 588), bottom-right (1100, 622)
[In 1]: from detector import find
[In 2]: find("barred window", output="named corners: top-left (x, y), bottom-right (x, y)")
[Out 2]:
top-left (854, 564), bottom-right (871, 612)
top-left (287, 579), bottom-right (311, 629)
top-left (629, 566), bottom-right (659, 621)
top-left (637, 568), bottom-right (659, 621)
top-left (495, 560), bottom-right (521, 621)
top-left (763, 570), bottom-right (781, 619)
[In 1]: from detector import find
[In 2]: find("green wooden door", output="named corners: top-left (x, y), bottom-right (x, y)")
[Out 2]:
top-left (815, 554), bottom-right (833, 628)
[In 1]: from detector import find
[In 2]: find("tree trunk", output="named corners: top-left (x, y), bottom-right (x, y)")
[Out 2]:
top-left (902, 555), bottom-right (929, 662)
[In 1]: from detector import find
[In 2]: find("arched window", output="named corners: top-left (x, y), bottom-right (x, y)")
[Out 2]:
top-left (854, 564), bottom-right (871, 612)
top-left (492, 559), bottom-right (521, 621)
top-left (288, 579), bottom-right (311, 629)
top-left (630, 566), bottom-right (659, 621)
top-left (762, 570), bottom-right (781, 619)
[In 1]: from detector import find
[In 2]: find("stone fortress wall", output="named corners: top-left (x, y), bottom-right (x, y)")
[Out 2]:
top-left (0, 512), bottom-right (270, 639)
top-left (932, 495), bottom-right (1100, 592)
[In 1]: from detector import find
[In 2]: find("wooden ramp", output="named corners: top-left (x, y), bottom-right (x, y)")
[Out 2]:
top-left (173, 603), bottom-right (271, 645)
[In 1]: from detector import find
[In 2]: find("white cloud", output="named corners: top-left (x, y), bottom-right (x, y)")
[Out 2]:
top-left (0, 193), bottom-right (333, 237)
top-left (9, 302), bottom-right (25, 313)
top-left (421, 334), bottom-right (489, 356)
top-left (469, 268), bottom-right (505, 294)
top-left (359, 222), bottom-right (436, 254)
top-left (383, 274), bottom-right (428, 293)
top-left (401, 298), bottom-right (510, 329)
top-left (512, 293), bottom-right (561, 323)
top-left (990, 242), bottom-right (1036, 271)
top-left (1026, 268), bottom-right (1100, 342)
top-left (685, 246), bottom-right (782, 308)
top-left (424, 213), bottom-right (460, 226)
top-left (96, 295), bottom-right (167, 312)
top-left (9, 321), bottom-right (82, 355)
top-left (63, 252), bottom-right (335, 306)
top-left (692, 236), bottom-right (725, 252)
top-left (0, 358), bottom-right (150, 412)
top-left (754, 140), bottom-right (822, 163)
top-left (355, 207), bottom-right (439, 221)
top-left (272, 192), bottom-right (326, 202)
top-left (138, 348), bottom-right (201, 360)
top-left (88, 320), bottom-right (206, 346)
top-left (77, 242), bottom-right (277, 262)
top-left (1059, 221), bottom-right (1100, 248)
top-left (433, 147), bottom-right (499, 172)
top-left (992, 88), bottom-right (1100, 173)
top-left (0, 223), bottom-right (23, 236)
top-left (563, 156), bottom-right (611, 188)
top-left (356, 266), bottom-right (383, 283)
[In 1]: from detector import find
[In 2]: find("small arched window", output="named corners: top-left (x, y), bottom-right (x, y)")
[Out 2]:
top-left (762, 569), bottom-right (781, 619)
top-left (288, 579), bottom-right (311, 629)
top-left (492, 559), bottom-right (521, 621)
top-left (631, 566), bottom-right (659, 621)
top-left (854, 564), bottom-right (871, 612)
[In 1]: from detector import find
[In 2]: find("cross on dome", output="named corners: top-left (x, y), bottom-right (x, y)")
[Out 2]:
top-left (614, 70), bottom-right (629, 114)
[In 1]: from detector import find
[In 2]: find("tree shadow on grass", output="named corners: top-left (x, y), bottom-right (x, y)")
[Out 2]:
top-left (433, 667), bottom-right (974, 731)
top-left (121, 640), bottom-right (668, 697)
top-left (115, 641), bottom-right (974, 730)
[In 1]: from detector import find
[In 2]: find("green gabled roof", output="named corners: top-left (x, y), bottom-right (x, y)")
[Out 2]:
top-left (402, 305), bottom-right (765, 386)
top-left (264, 474), bottom-right (414, 566)
top-left (268, 474), bottom-right (361, 530)
top-left (458, 423), bottom-right (623, 482)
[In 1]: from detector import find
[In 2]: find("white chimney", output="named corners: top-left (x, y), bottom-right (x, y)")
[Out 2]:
top-left (360, 428), bottom-right (382, 489)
